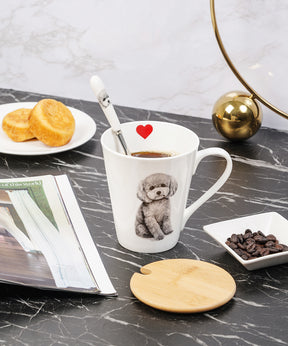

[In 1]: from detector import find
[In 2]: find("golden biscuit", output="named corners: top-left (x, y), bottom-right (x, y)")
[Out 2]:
top-left (2, 108), bottom-right (35, 142)
top-left (29, 99), bottom-right (75, 147)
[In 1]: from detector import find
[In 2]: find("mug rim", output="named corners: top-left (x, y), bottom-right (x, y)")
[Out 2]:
top-left (101, 120), bottom-right (200, 160)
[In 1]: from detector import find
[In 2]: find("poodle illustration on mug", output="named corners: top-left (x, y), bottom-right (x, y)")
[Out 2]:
top-left (135, 173), bottom-right (178, 240)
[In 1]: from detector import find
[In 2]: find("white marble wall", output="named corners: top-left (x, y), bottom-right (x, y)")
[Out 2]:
top-left (0, 0), bottom-right (287, 131)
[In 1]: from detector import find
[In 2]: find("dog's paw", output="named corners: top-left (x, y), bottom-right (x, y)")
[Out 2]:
top-left (162, 226), bottom-right (173, 235)
top-left (154, 233), bottom-right (165, 241)
top-left (136, 224), bottom-right (153, 238)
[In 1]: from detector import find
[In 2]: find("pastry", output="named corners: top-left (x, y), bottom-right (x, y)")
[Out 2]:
top-left (2, 108), bottom-right (35, 142)
top-left (29, 99), bottom-right (75, 147)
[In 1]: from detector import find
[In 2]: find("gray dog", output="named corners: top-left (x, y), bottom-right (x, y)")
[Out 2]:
top-left (135, 173), bottom-right (178, 240)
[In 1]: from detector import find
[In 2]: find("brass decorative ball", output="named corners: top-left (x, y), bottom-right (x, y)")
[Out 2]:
top-left (212, 91), bottom-right (263, 141)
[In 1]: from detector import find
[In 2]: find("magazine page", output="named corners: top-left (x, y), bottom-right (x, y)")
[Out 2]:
top-left (0, 175), bottom-right (116, 295)
top-left (55, 174), bottom-right (116, 296)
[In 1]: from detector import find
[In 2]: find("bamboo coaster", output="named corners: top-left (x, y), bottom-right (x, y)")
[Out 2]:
top-left (130, 259), bottom-right (236, 313)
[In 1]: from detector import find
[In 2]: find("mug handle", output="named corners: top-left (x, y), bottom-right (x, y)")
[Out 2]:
top-left (182, 148), bottom-right (232, 229)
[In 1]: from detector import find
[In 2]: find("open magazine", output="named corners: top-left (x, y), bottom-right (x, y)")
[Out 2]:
top-left (0, 174), bottom-right (116, 296)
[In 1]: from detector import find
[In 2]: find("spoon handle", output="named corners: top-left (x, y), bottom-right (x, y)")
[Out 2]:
top-left (90, 75), bottom-right (130, 155)
top-left (90, 75), bottom-right (121, 131)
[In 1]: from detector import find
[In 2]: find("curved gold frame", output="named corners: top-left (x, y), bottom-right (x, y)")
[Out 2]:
top-left (210, 0), bottom-right (288, 120)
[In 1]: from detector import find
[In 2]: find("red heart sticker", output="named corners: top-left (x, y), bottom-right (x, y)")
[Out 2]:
top-left (136, 124), bottom-right (153, 139)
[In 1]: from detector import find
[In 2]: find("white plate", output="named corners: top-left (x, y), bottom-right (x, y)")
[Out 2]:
top-left (0, 102), bottom-right (96, 155)
top-left (203, 212), bottom-right (288, 270)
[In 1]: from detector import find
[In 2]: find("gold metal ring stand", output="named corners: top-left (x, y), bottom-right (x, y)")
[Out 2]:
top-left (210, 0), bottom-right (288, 140)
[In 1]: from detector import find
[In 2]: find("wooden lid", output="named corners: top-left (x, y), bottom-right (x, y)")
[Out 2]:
top-left (130, 259), bottom-right (236, 313)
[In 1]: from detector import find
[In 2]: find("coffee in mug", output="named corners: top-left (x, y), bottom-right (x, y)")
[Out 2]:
top-left (131, 151), bottom-right (173, 158)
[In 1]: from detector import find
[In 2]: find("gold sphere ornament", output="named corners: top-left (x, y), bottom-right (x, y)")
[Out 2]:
top-left (212, 91), bottom-right (263, 141)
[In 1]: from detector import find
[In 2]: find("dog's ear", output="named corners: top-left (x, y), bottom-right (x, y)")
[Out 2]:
top-left (137, 180), bottom-right (152, 203)
top-left (168, 176), bottom-right (178, 196)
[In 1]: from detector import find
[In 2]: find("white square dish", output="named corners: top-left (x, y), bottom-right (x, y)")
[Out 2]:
top-left (203, 212), bottom-right (288, 270)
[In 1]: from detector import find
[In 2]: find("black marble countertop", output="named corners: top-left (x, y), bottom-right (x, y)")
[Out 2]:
top-left (0, 89), bottom-right (288, 346)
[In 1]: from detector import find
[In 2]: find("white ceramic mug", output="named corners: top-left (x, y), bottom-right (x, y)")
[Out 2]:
top-left (101, 121), bottom-right (232, 253)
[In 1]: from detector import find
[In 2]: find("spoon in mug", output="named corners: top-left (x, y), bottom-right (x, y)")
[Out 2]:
top-left (90, 75), bottom-right (130, 155)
